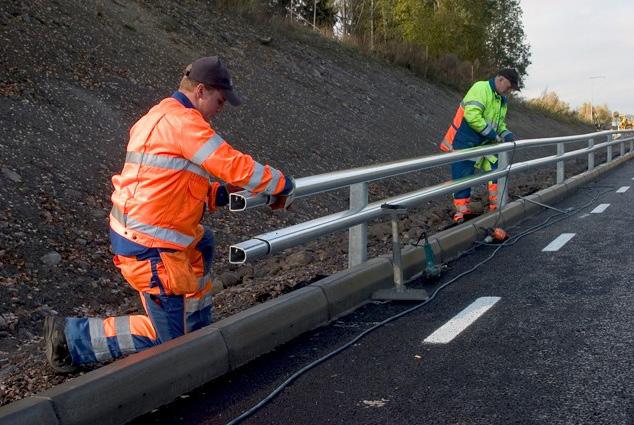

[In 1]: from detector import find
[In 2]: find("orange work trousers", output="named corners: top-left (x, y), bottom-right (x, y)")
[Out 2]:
top-left (64, 226), bottom-right (214, 365)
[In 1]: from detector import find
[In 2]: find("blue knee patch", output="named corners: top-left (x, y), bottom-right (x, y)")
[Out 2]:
top-left (143, 293), bottom-right (185, 343)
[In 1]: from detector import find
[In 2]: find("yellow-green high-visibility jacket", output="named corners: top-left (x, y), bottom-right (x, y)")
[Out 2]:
top-left (440, 79), bottom-right (513, 152)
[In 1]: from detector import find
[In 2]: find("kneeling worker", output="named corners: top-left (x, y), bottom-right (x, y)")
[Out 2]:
top-left (44, 57), bottom-right (295, 372)
top-left (440, 68), bottom-right (520, 223)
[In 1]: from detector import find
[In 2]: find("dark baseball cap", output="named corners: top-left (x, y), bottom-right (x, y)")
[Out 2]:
top-left (186, 56), bottom-right (242, 106)
top-left (496, 68), bottom-right (520, 91)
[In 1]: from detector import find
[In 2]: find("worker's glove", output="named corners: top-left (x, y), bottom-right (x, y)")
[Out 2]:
top-left (494, 135), bottom-right (504, 144)
top-left (207, 182), bottom-right (229, 212)
top-left (269, 176), bottom-right (296, 210)
top-left (474, 155), bottom-right (498, 171)
top-left (503, 132), bottom-right (515, 142)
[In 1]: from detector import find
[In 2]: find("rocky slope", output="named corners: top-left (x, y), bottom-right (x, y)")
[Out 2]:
top-left (0, 0), bottom-right (592, 404)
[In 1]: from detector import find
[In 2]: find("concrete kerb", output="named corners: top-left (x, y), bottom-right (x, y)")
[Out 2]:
top-left (435, 223), bottom-right (478, 262)
top-left (520, 193), bottom-right (543, 216)
top-left (401, 239), bottom-right (442, 280)
top-left (211, 286), bottom-right (329, 369)
top-left (2, 153), bottom-right (633, 425)
top-left (38, 327), bottom-right (229, 425)
top-left (313, 257), bottom-right (393, 319)
top-left (564, 174), bottom-right (587, 192)
top-left (536, 183), bottom-right (567, 205)
top-left (0, 397), bottom-right (59, 425)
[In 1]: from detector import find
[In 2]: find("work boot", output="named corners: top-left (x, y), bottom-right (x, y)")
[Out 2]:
top-left (452, 212), bottom-right (465, 224)
top-left (43, 316), bottom-right (78, 374)
top-left (452, 198), bottom-right (471, 224)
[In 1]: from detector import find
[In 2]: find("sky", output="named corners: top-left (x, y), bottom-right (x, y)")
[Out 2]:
top-left (520, 0), bottom-right (634, 114)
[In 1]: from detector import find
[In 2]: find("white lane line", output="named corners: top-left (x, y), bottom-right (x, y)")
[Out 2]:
top-left (423, 297), bottom-right (500, 344)
top-left (590, 204), bottom-right (610, 214)
top-left (542, 233), bottom-right (576, 252)
top-left (616, 186), bottom-right (630, 193)
top-left (578, 213), bottom-right (590, 219)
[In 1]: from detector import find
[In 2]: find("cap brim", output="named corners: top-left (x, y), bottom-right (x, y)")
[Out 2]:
top-left (222, 88), bottom-right (242, 106)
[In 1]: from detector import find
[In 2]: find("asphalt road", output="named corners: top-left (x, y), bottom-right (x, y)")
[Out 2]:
top-left (132, 160), bottom-right (634, 425)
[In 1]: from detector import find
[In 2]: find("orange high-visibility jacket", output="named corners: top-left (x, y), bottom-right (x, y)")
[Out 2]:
top-left (110, 97), bottom-right (287, 250)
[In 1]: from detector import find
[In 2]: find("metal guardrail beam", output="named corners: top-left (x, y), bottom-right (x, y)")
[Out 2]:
top-left (229, 134), bottom-right (634, 264)
top-left (229, 143), bottom-right (516, 211)
top-left (229, 130), bottom-right (634, 211)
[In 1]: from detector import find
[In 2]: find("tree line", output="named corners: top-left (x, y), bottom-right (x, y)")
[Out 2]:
top-left (251, 0), bottom-right (531, 89)
top-left (230, 0), bottom-right (616, 126)
top-left (527, 91), bottom-right (613, 129)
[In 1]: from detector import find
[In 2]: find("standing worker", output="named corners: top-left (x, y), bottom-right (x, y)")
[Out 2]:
top-left (440, 68), bottom-right (520, 223)
top-left (44, 57), bottom-right (295, 372)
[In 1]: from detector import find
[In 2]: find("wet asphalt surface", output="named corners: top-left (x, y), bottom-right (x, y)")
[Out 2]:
top-left (131, 160), bottom-right (634, 425)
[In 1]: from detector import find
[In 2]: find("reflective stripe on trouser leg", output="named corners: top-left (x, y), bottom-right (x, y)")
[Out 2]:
top-left (451, 159), bottom-right (476, 200)
top-left (186, 226), bottom-right (214, 332)
top-left (488, 182), bottom-right (498, 203)
top-left (64, 315), bottom-right (161, 365)
top-left (453, 198), bottom-right (471, 212)
top-left (452, 198), bottom-right (471, 222)
top-left (65, 317), bottom-right (110, 365)
top-left (185, 288), bottom-right (213, 333)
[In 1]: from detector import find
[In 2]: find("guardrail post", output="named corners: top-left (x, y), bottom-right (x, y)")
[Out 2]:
top-left (588, 138), bottom-right (594, 170)
top-left (556, 142), bottom-right (565, 184)
top-left (348, 182), bottom-right (368, 268)
top-left (606, 134), bottom-right (612, 162)
top-left (497, 151), bottom-right (509, 209)
top-left (630, 139), bottom-right (633, 153)
top-left (620, 138), bottom-right (625, 157)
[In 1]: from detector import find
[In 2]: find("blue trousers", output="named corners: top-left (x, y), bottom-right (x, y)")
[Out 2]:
top-left (451, 158), bottom-right (498, 199)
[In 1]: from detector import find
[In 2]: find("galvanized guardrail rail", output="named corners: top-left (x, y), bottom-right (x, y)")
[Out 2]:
top-left (229, 130), bottom-right (634, 266)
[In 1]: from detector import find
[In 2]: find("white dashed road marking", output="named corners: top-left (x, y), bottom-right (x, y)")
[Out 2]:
top-left (542, 233), bottom-right (576, 252)
top-left (616, 186), bottom-right (630, 193)
top-left (423, 297), bottom-right (500, 344)
top-left (578, 213), bottom-right (590, 219)
top-left (590, 204), bottom-right (610, 214)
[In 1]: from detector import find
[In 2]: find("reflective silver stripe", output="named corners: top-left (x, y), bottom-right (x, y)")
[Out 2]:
top-left (110, 205), bottom-right (195, 247)
top-left (126, 152), bottom-right (208, 178)
top-left (88, 318), bottom-right (112, 362)
top-left (184, 162), bottom-right (209, 177)
top-left (185, 292), bottom-right (213, 314)
top-left (263, 167), bottom-right (282, 195)
top-left (110, 205), bottom-right (125, 223)
top-left (454, 202), bottom-right (470, 212)
top-left (480, 123), bottom-right (493, 136)
top-left (500, 130), bottom-right (511, 138)
top-left (114, 316), bottom-right (136, 355)
top-left (198, 273), bottom-right (211, 291)
top-left (244, 162), bottom-right (266, 191)
top-left (463, 100), bottom-right (485, 110)
top-left (192, 134), bottom-right (225, 165)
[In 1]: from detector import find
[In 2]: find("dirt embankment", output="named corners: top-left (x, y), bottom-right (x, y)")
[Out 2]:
top-left (0, 0), bottom-right (593, 405)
